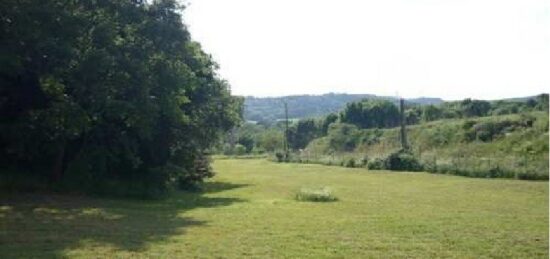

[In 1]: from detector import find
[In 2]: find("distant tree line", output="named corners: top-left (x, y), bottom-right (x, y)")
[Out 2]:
top-left (243, 93), bottom-right (443, 125)
top-left (222, 94), bottom-right (548, 155)
top-left (413, 96), bottom-right (548, 123)
top-left (0, 0), bottom-right (242, 197)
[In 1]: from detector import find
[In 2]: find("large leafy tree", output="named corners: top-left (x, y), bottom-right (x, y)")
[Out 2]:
top-left (0, 0), bottom-right (242, 197)
top-left (340, 99), bottom-right (400, 129)
top-left (288, 119), bottom-right (320, 150)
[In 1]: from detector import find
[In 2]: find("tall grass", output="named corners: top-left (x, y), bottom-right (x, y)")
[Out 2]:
top-left (295, 187), bottom-right (338, 202)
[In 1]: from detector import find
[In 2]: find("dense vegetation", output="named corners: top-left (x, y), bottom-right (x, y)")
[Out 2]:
top-left (304, 111), bottom-right (548, 179)
top-left (225, 95), bottom-right (549, 180)
top-left (244, 93), bottom-right (443, 124)
top-left (0, 0), bottom-right (242, 197)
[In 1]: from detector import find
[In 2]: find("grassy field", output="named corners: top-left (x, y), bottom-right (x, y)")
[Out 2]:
top-left (1, 159), bottom-right (548, 258)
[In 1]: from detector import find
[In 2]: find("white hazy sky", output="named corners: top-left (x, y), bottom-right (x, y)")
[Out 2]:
top-left (183, 0), bottom-right (549, 100)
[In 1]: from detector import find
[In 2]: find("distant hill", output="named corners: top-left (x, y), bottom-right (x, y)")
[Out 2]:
top-left (243, 93), bottom-right (443, 123)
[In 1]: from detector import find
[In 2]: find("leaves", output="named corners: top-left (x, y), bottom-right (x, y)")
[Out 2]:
top-left (0, 0), bottom-right (242, 197)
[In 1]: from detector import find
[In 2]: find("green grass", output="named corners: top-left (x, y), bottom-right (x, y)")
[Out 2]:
top-left (1, 159), bottom-right (548, 258)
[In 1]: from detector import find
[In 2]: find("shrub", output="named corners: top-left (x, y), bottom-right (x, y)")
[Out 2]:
top-left (487, 166), bottom-right (510, 178)
top-left (234, 144), bottom-right (247, 156)
top-left (422, 159), bottom-right (438, 173)
top-left (327, 123), bottom-right (361, 151)
top-left (384, 149), bottom-right (423, 171)
top-left (345, 158), bottom-right (356, 168)
top-left (180, 153), bottom-right (215, 187)
top-left (471, 118), bottom-right (532, 142)
top-left (462, 120), bottom-right (477, 130)
top-left (295, 187), bottom-right (338, 202)
top-left (360, 155), bottom-right (369, 167)
top-left (367, 158), bottom-right (386, 170)
top-left (517, 171), bottom-right (549, 180)
top-left (252, 147), bottom-right (266, 155)
top-left (275, 152), bottom-right (284, 162)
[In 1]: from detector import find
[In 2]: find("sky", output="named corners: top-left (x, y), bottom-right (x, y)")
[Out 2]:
top-left (183, 0), bottom-right (550, 100)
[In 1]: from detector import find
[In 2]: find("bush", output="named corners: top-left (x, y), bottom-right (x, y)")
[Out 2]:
top-left (360, 156), bottom-right (369, 167)
top-left (234, 144), bottom-right (247, 156)
top-left (384, 149), bottom-right (423, 171)
top-left (367, 158), bottom-right (386, 170)
top-left (275, 152), bottom-right (283, 162)
top-left (422, 159), bottom-right (438, 173)
top-left (178, 153), bottom-right (215, 190)
top-left (517, 171), bottom-right (549, 180)
top-left (275, 152), bottom-right (286, 162)
top-left (471, 118), bottom-right (532, 142)
top-left (487, 166), bottom-right (510, 178)
top-left (295, 187), bottom-right (338, 202)
top-left (345, 158), bottom-right (356, 168)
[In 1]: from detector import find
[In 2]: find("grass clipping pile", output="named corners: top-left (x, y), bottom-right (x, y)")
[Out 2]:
top-left (295, 187), bottom-right (338, 202)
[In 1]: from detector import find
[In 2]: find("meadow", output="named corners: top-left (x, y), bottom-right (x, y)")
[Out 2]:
top-left (1, 159), bottom-right (548, 258)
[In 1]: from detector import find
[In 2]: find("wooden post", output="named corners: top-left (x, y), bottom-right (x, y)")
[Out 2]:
top-left (284, 101), bottom-right (289, 158)
top-left (399, 98), bottom-right (409, 150)
top-left (229, 127), bottom-right (237, 154)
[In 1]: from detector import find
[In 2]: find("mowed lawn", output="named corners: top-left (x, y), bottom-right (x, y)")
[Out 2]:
top-left (1, 159), bottom-right (548, 258)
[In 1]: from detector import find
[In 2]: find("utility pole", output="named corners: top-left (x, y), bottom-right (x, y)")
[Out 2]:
top-left (284, 101), bottom-right (289, 158)
top-left (229, 127), bottom-right (237, 154)
top-left (399, 98), bottom-right (409, 150)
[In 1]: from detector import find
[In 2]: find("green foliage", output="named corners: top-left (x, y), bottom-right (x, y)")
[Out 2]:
top-left (517, 171), bottom-right (549, 181)
top-left (295, 187), bottom-right (338, 202)
top-left (237, 135), bottom-right (255, 154)
top-left (233, 144), bottom-right (247, 156)
top-left (422, 105), bottom-right (443, 122)
top-left (327, 123), bottom-right (361, 151)
top-left (296, 111), bottom-right (548, 179)
top-left (367, 158), bottom-right (386, 170)
top-left (359, 129), bottom-right (384, 145)
top-left (360, 155), bottom-right (369, 167)
top-left (344, 158), bottom-right (356, 168)
top-left (321, 113), bottom-right (339, 135)
top-left (243, 94), bottom-right (442, 124)
top-left (0, 0), bottom-right (242, 197)
top-left (275, 152), bottom-right (285, 162)
top-left (417, 96), bottom-right (547, 123)
top-left (340, 99), bottom-right (400, 129)
top-left (288, 119), bottom-right (321, 149)
top-left (461, 114), bottom-right (536, 142)
top-left (532, 94), bottom-right (549, 111)
top-left (460, 99), bottom-right (491, 117)
top-left (249, 128), bottom-right (283, 152)
top-left (381, 149), bottom-right (423, 172)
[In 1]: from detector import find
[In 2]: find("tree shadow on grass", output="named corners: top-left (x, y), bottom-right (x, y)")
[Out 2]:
top-left (0, 181), bottom-right (250, 258)
top-left (201, 181), bottom-right (251, 194)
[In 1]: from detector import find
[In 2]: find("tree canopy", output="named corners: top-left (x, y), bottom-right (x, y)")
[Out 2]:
top-left (340, 99), bottom-right (400, 129)
top-left (0, 0), bottom-right (242, 197)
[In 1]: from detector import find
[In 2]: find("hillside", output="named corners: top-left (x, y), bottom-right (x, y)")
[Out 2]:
top-left (244, 93), bottom-right (443, 123)
top-left (302, 111), bottom-right (549, 179)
